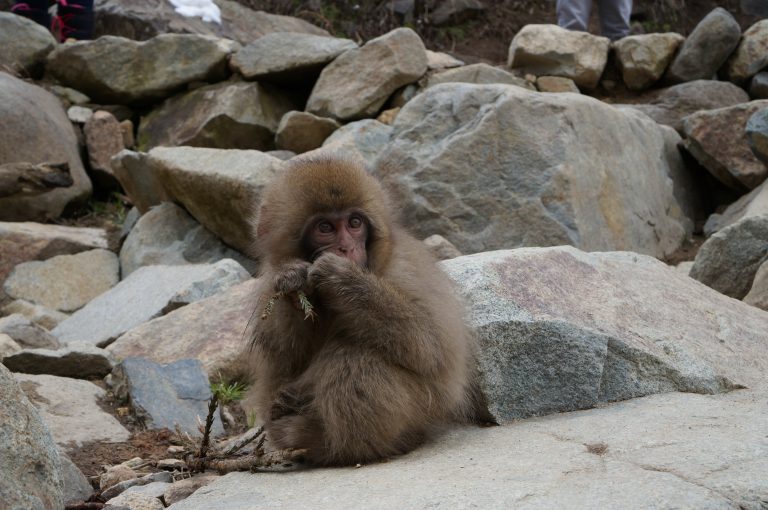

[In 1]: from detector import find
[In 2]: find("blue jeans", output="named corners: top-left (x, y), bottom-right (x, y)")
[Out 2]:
top-left (556, 0), bottom-right (632, 40)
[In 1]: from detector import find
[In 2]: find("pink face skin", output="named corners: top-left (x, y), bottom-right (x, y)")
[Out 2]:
top-left (307, 211), bottom-right (368, 267)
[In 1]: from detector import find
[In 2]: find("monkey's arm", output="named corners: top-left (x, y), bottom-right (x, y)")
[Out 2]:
top-left (309, 253), bottom-right (450, 375)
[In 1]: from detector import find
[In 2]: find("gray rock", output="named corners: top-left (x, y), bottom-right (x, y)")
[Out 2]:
top-left (423, 234), bottom-right (462, 260)
top-left (0, 333), bottom-right (21, 359)
top-left (52, 260), bottom-right (250, 347)
top-left (106, 491), bottom-right (164, 510)
top-left (612, 33), bottom-right (684, 90)
top-left (84, 110), bottom-right (125, 189)
top-left (113, 358), bottom-right (223, 436)
top-left (120, 202), bottom-right (255, 277)
top-left (101, 471), bottom-right (173, 501)
top-left (46, 34), bottom-right (236, 105)
top-left (690, 214), bottom-right (768, 299)
top-left (321, 119), bottom-right (393, 163)
top-left (0, 314), bottom-right (60, 349)
top-left (111, 150), bottom-right (171, 214)
top-left (306, 28), bottom-right (428, 121)
top-left (145, 147), bottom-right (284, 254)
top-left (535, 75), bottom-right (580, 93)
top-left (50, 85), bottom-right (91, 106)
top-left (723, 19), bottom-right (768, 85)
top-left (3, 341), bottom-right (114, 378)
top-left (107, 279), bottom-right (259, 376)
top-left (60, 452), bottom-right (94, 505)
top-left (15, 372), bottom-right (130, 448)
top-left (0, 11), bottom-right (56, 77)
top-left (746, 107), bottom-right (768, 164)
top-left (2, 300), bottom-right (69, 330)
top-left (137, 81), bottom-right (295, 151)
top-left (744, 259), bottom-right (768, 310)
top-left (0, 365), bottom-right (64, 510)
top-left (0, 221), bottom-right (107, 304)
top-left (375, 83), bottom-right (689, 258)
top-left (424, 63), bottom-right (535, 90)
top-left (675, 260), bottom-right (694, 275)
top-left (124, 481), bottom-right (172, 498)
top-left (704, 179), bottom-right (768, 235)
top-left (266, 150), bottom-right (295, 161)
top-left (67, 105), bottom-right (94, 124)
top-left (275, 111), bottom-right (341, 154)
top-left (166, 388), bottom-right (768, 510)
top-left (0, 73), bottom-right (92, 221)
top-left (441, 246), bottom-right (768, 421)
top-left (682, 100), bottom-right (768, 190)
top-left (4, 249), bottom-right (119, 313)
top-left (94, 0), bottom-right (328, 45)
top-left (508, 24), bottom-right (610, 89)
top-left (660, 125), bottom-right (701, 234)
top-left (751, 71), bottom-right (768, 99)
top-left (230, 32), bottom-right (357, 84)
top-left (426, 50), bottom-right (464, 70)
top-left (120, 206), bottom-right (140, 241)
top-left (618, 80), bottom-right (750, 133)
top-left (665, 7), bottom-right (741, 84)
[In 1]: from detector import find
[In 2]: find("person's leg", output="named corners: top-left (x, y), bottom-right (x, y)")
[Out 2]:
top-left (556, 0), bottom-right (592, 32)
top-left (11, 0), bottom-right (51, 29)
top-left (53, 0), bottom-right (94, 41)
top-left (597, 0), bottom-right (632, 40)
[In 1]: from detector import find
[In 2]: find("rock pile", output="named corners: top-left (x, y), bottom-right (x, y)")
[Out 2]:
top-left (0, 1), bottom-right (766, 508)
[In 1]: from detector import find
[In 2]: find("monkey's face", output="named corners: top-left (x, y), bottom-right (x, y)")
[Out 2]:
top-left (303, 209), bottom-right (369, 267)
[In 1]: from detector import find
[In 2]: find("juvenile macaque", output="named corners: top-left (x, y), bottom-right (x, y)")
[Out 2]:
top-left (246, 155), bottom-right (478, 466)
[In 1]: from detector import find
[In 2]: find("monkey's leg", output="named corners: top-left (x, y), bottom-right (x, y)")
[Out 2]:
top-left (269, 343), bottom-right (428, 466)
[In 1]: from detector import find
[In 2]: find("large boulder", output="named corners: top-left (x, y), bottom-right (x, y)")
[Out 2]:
top-left (441, 247), bottom-right (768, 422)
top-left (52, 260), bottom-right (250, 347)
top-left (689, 215), bottom-right (768, 299)
top-left (507, 24), bottom-right (610, 89)
top-left (722, 19), bottom-right (768, 85)
top-left (230, 32), bottom-right (357, 84)
top-left (46, 34), bottom-right (236, 105)
top-left (107, 279), bottom-right (258, 376)
top-left (93, 0), bottom-right (328, 44)
top-left (145, 147), bottom-right (285, 254)
top-left (0, 364), bottom-right (63, 510)
top-left (612, 33), bottom-right (684, 91)
top-left (306, 28), bottom-right (428, 121)
top-left (4, 249), bottom-right (119, 312)
top-left (0, 73), bottom-right (91, 221)
top-left (375, 83), bottom-right (690, 258)
top-left (120, 202), bottom-right (255, 277)
top-left (618, 80), bottom-right (750, 133)
top-left (664, 7), bottom-right (741, 84)
top-left (0, 12), bottom-right (56, 77)
top-left (137, 81), bottom-right (296, 151)
top-left (682, 100), bottom-right (768, 191)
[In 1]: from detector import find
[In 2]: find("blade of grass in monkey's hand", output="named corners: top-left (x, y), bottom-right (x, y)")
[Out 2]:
top-left (262, 291), bottom-right (316, 321)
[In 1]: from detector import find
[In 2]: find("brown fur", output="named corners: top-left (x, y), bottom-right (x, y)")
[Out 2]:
top-left (245, 155), bottom-right (477, 466)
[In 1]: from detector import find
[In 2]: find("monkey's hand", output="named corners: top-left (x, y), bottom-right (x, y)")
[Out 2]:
top-left (273, 260), bottom-right (311, 295)
top-left (307, 253), bottom-right (365, 308)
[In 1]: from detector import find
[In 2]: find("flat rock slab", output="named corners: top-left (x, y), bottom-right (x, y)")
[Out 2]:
top-left (3, 248), bottom-right (119, 312)
top-left (15, 372), bottom-right (130, 449)
top-left (3, 341), bottom-right (114, 379)
top-left (113, 358), bottom-right (223, 437)
top-left (52, 260), bottom-right (250, 347)
top-left (168, 387), bottom-right (768, 510)
top-left (107, 279), bottom-right (259, 376)
top-left (441, 247), bottom-right (768, 421)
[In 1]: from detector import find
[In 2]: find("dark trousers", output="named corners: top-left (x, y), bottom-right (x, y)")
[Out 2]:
top-left (11, 0), bottom-right (94, 40)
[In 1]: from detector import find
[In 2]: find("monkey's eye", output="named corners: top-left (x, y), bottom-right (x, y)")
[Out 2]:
top-left (317, 221), bottom-right (334, 234)
top-left (349, 215), bottom-right (363, 229)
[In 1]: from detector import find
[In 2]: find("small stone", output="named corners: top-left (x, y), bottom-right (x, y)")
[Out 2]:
top-left (84, 110), bottom-right (125, 188)
top-left (157, 458), bottom-right (186, 470)
top-left (101, 471), bottom-right (173, 500)
top-left (536, 76), bottom-right (580, 93)
top-left (0, 333), bottom-right (21, 359)
top-left (426, 50), bottom-right (464, 70)
top-left (275, 111), bottom-right (341, 154)
top-left (124, 481), bottom-right (172, 498)
top-left (1, 300), bottom-right (69, 330)
top-left (100, 465), bottom-right (137, 491)
top-left (0, 314), bottom-right (59, 349)
top-left (750, 72), bottom-right (768, 99)
top-left (167, 445), bottom-right (185, 455)
top-left (746, 108), bottom-right (768, 165)
top-left (2, 341), bottom-right (114, 379)
top-left (162, 474), bottom-right (219, 506)
top-left (106, 491), bottom-right (164, 510)
top-left (376, 108), bottom-right (401, 125)
top-left (67, 105), bottom-right (93, 124)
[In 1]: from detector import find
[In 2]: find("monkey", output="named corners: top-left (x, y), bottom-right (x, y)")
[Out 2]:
top-left (244, 154), bottom-right (480, 466)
